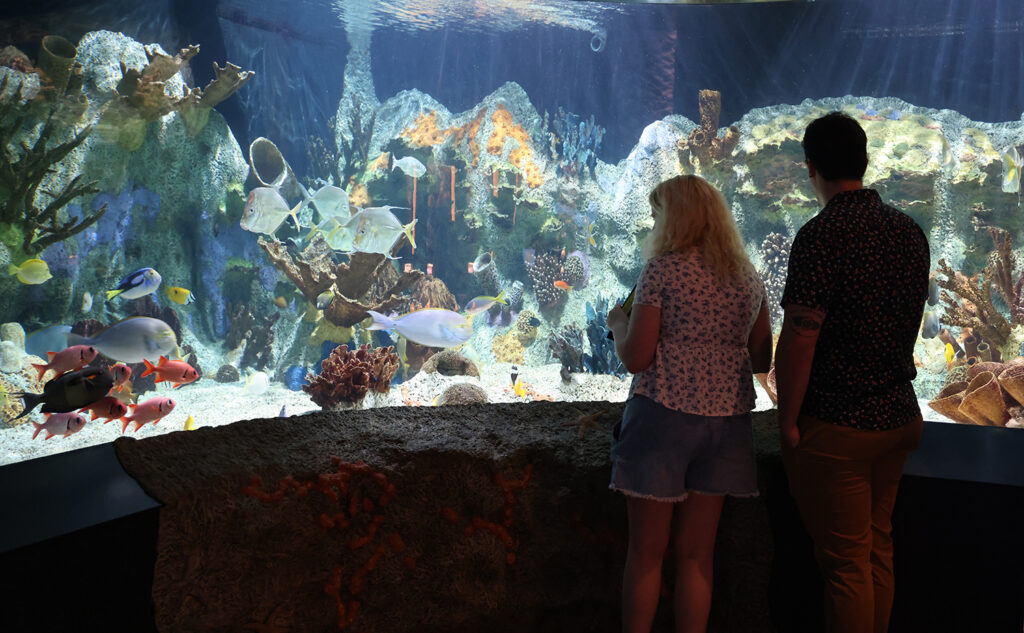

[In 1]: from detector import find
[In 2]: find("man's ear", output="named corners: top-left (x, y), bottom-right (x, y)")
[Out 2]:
top-left (806, 160), bottom-right (817, 179)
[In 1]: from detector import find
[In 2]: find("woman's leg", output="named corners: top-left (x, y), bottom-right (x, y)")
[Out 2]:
top-left (672, 493), bottom-right (725, 633)
top-left (623, 496), bottom-right (675, 633)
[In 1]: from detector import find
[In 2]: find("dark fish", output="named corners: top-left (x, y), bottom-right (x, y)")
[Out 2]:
top-left (921, 311), bottom-right (940, 339)
top-left (12, 367), bottom-right (114, 420)
top-left (527, 316), bottom-right (542, 327)
top-left (928, 278), bottom-right (939, 306)
top-left (510, 365), bottom-right (519, 386)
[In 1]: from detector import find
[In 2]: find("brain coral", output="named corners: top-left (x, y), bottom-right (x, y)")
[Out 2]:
top-left (421, 349), bottom-right (480, 377)
top-left (435, 382), bottom-right (488, 406)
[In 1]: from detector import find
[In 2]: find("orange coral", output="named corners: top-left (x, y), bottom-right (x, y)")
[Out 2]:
top-left (349, 183), bottom-right (370, 207)
top-left (400, 108), bottom-right (488, 167)
top-left (487, 104), bottom-right (543, 188)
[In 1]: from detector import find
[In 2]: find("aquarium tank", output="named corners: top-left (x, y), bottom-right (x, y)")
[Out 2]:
top-left (1, 0), bottom-right (1023, 465)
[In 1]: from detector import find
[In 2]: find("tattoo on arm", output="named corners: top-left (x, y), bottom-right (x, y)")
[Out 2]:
top-left (786, 309), bottom-right (824, 337)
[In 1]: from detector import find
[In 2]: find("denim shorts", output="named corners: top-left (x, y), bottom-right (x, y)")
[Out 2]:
top-left (609, 395), bottom-right (759, 502)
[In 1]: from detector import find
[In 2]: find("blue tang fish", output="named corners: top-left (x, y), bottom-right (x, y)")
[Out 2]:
top-left (106, 267), bottom-right (161, 301)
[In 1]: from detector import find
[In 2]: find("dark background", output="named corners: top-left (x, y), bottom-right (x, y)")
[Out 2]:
top-left (2, 0), bottom-right (1022, 177)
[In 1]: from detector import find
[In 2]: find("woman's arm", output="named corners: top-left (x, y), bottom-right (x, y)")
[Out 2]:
top-left (748, 300), bottom-right (773, 374)
top-left (607, 303), bottom-right (661, 374)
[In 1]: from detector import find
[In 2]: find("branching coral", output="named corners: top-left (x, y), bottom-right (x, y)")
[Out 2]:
top-left (99, 44), bottom-right (253, 150)
top-left (544, 107), bottom-right (604, 182)
top-left (935, 228), bottom-right (1023, 347)
top-left (258, 235), bottom-right (423, 328)
top-left (303, 343), bottom-right (399, 409)
top-left (548, 323), bottom-right (585, 381)
top-left (0, 75), bottom-right (106, 255)
top-left (677, 89), bottom-right (740, 165)
top-left (582, 297), bottom-right (626, 377)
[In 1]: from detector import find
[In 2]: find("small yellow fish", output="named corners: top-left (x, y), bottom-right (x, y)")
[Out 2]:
top-left (184, 414), bottom-right (195, 431)
top-left (585, 221), bottom-right (597, 247)
top-left (8, 259), bottom-right (52, 285)
top-left (945, 343), bottom-right (955, 369)
top-left (512, 378), bottom-right (527, 398)
top-left (274, 296), bottom-right (288, 309)
top-left (316, 288), bottom-right (335, 310)
top-left (164, 286), bottom-right (196, 305)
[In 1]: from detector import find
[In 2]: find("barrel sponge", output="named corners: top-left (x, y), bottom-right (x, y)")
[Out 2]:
top-left (436, 382), bottom-right (488, 406)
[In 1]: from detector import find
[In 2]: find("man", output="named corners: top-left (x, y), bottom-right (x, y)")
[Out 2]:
top-left (774, 111), bottom-right (930, 633)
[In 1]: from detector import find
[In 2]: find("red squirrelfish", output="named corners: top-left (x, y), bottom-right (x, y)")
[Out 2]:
top-left (122, 396), bottom-right (176, 433)
top-left (80, 396), bottom-right (128, 423)
top-left (141, 356), bottom-right (199, 388)
top-left (31, 412), bottom-right (88, 440)
top-left (109, 363), bottom-right (132, 392)
top-left (31, 345), bottom-right (98, 381)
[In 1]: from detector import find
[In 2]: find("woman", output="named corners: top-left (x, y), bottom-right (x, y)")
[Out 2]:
top-left (606, 174), bottom-right (772, 633)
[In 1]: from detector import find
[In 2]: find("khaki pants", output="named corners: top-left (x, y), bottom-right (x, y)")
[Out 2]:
top-left (782, 414), bottom-right (923, 633)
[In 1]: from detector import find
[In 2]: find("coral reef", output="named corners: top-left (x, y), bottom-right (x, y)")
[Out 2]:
top-left (0, 74), bottom-right (106, 255)
top-left (487, 104), bottom-right (543, 189)
top-left (511, 310), bottom-right (540, 346)
top-left (435, 382), bottom-right (488, 406)
top-left (935, 228), bottom-right (1023, 350)
top-left (544, 107), bottom-right (604, 182)
top-left (258, 235), bottom-right (423, 328)
top-left (303, 344), bottom-right (399, 409)
top-left (491, 330), bottom-right (524, 364)
top-left (420, 349), bottom-right (479, 377)
top-left (401, 108), bottom-right (486, 167)
top-left (548, 324), bottom-right (585, 380)
top-left (526, 251), bottom-right (568, 313)
top-left (224, 302), bottom-right (278, 371)
top-left (678, 89), bottom-right (740, 165)
top-left (582, 297), bottom-right (626, 377)
top-left (928, 357), bottom-right (1024, 427)
top-left (214, 364), bottom-right (239, 383)
top-left (407, 275), bottom-right (458, 311)
top-left (562, 250), bottom-right (590, 288)
top-left (98, 44), bottom-right (253, 150)
top-left (757, 232), bottom-right (791, 328)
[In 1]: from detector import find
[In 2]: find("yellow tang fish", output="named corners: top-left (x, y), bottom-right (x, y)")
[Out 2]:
top-left (945, 343), bottom-right (955, 369)
top-left (184, 414), bottom-right (195, 431)
top-left (8, 259), bottom-right (52, 285)
top-left (512, 378), bottom-right (527, 398)
top-left (164, 286), bottom-right (196, 305)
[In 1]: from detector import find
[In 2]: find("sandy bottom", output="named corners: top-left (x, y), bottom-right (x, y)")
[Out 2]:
top-left (0, 360), bottom-right (949, 467)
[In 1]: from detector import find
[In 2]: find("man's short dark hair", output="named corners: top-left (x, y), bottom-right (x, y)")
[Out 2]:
top-left (802, 111), bottom-right (868, 181)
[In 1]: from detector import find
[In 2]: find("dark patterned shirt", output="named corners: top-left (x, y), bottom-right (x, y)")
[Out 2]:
top-left (781, 189), bottom-right (930, 430)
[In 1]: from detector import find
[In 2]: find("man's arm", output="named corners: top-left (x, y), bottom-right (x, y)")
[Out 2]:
top-left (775, 303), bottom-right (825, 448)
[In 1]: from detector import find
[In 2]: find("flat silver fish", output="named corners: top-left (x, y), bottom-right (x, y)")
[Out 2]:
top-left (352, 206), bottom-right (417, 258)
top-left (241, 187), bottom-right (302, 235)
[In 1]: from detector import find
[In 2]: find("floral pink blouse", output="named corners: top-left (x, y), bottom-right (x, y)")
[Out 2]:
top-left (628, 249), bottom-right (766, 416)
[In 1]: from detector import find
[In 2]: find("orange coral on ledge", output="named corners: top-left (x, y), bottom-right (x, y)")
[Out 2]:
top-left (487, 104), bottom-right (543, 188)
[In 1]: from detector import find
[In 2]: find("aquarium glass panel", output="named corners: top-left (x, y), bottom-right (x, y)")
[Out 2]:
top-left (1, 0), bottom-right (1023, 465)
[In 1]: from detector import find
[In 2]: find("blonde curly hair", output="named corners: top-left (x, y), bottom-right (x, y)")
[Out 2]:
top-left (642, 174), bottom-right (751, 282)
